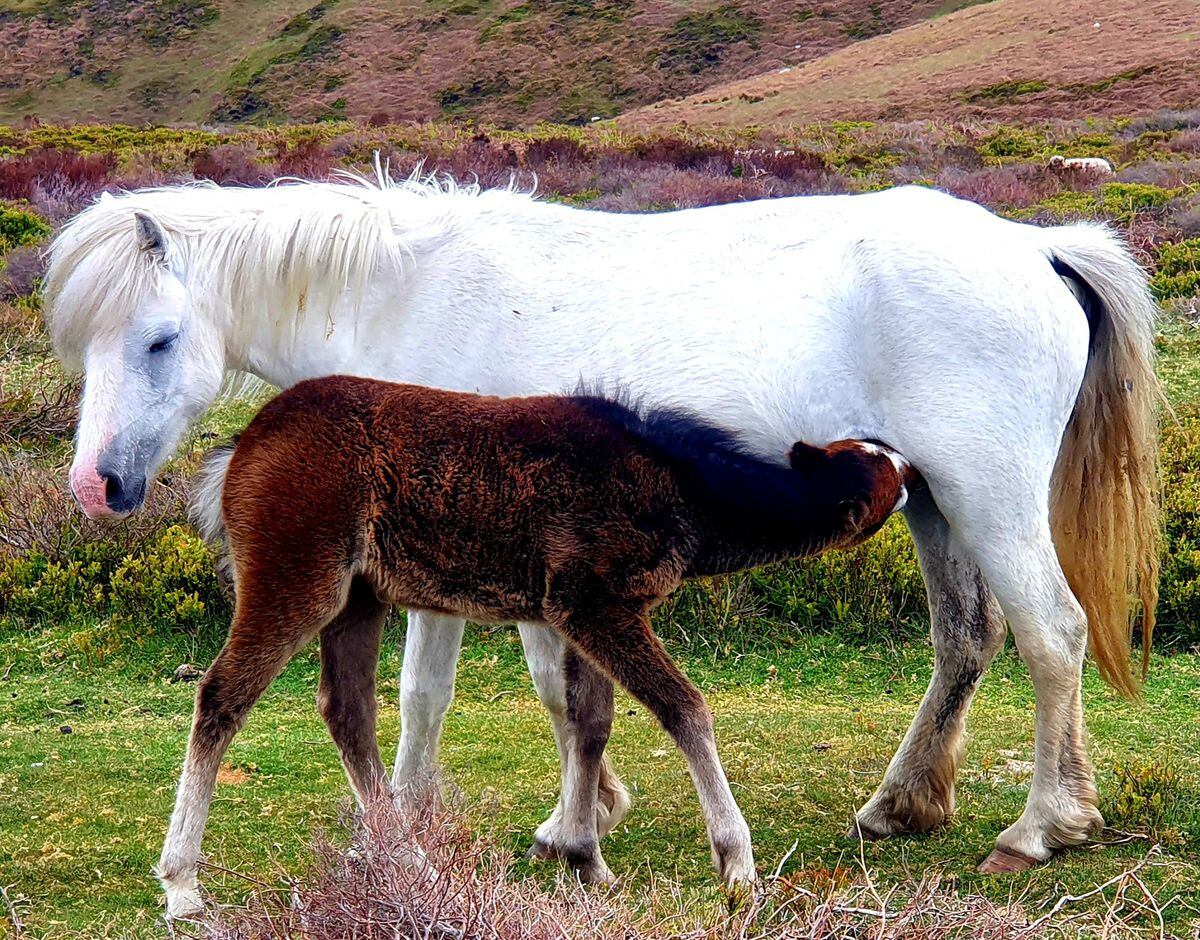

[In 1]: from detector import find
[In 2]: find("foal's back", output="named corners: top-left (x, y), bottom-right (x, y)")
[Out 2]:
top-left (222, 376), bottom-right (693, 624)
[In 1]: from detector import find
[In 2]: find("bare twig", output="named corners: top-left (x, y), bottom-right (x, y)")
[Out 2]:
top-left (1, 884), bottom-right (25, 937)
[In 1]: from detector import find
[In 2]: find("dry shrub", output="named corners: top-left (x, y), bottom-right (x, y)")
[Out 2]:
top-left (1167, 128), bottom-right (1200, 155)
top-left (192, 143), bottom-right (271, 186)
top-left (937, 164), bottom-right (1068, 209)
top-left (1116, 159), bottom-right (1200, 189)
top-left (0, 245), bottom-right (47, 302)
top-left (199, 799), bottom-right (1164, 940)
top-left (0, 372), bottom-right (77, 450)
top-left (0, 148), bottom-right (116, 219)
top-left (0, 451), bottom-right (190, 566)
top-left (272, 138), bottom-right (337, 180)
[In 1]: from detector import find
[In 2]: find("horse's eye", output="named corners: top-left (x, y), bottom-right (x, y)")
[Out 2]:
top-left (148, 333), bottom-right (178, 354)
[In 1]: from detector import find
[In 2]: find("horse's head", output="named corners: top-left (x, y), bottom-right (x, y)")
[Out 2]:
top-left (49, 207), bottom-right (227, 519)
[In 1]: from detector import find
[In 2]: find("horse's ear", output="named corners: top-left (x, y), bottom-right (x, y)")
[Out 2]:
top-left (134, 211), bottom-right (169, 263)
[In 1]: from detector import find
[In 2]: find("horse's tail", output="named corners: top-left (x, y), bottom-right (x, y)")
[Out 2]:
top-left (189, 442), bottom-right (237, 586)
top-left (1041, 224), bottom-right (1163, 699)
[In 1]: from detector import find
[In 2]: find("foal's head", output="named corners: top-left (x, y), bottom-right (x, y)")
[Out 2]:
top-left (789, 439), bottom-right (913, 547)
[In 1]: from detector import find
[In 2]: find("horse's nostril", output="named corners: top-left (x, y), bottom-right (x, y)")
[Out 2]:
top-left (103, 471), bottom-right (123, 502)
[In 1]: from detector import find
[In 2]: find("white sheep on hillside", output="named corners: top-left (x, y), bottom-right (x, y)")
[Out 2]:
top-left (1048, 154), bottom-right (1114, 175)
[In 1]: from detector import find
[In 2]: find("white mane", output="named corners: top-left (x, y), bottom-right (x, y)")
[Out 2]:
top-left (43, 167), bottom-right (523, 370)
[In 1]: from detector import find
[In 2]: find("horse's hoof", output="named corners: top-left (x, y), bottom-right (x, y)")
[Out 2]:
top-left (164, 887), bottom-right (205, 920)
top-left (978, 846), bottom-right (1041, 874)
top-left (846, 817), bottom-right (887, 842)
top-left (525, 838), bottom-right (560, 861)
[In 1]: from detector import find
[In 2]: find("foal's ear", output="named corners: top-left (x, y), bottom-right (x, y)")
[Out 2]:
top-left (134, 211), bottom-right (170, 263)
top-left (788, 441), bottom-right (831, 473)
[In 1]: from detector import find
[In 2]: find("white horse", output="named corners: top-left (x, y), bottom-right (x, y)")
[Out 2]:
top-left (45, 174), bottom-right (1159, 917)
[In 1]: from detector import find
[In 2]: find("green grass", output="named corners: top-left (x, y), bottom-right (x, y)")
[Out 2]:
top-left (3, 626), bottom-right (1200, 937)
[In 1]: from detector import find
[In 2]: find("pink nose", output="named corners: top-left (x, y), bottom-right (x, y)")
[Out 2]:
top-left (69, 460), bottom-right (118, 520)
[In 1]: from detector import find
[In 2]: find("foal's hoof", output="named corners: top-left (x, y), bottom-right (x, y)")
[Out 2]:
top-left (846, 818), bottom-right (888, 843)
top-left (525, 838), bottom-right (560, 862)
top-left (978, 846), bottom-right (1042, 874)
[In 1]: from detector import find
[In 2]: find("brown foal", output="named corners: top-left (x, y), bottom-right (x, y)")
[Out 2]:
top-left (158, 375), bottom-right (911, 916)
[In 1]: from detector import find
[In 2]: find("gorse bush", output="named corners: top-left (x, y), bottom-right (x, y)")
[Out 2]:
top-left (0, 204), bottom-right (51, 253)
top-left (1098, 181), bottom-right (1180, 222)
top-left (1104, 755), bottom-right (1197, 844)
top-left (1, 525), bottom-right (228, 661)
top-left (1151, 237), bottom-right (1200, 300)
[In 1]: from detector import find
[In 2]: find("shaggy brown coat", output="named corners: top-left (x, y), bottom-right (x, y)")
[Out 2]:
top-left (160, 375), bottom-right (910, 897)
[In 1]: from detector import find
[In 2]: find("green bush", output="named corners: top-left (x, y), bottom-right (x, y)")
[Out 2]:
top-left (0, 204), bottom-right (51, 254)
top-left (1097, 181), bottom-right (1178, 222)
top-left (977, 125), bottom-right (1046, 161)
top-left (656, 516), bottom-right (925, 655)
top-left (962, 80), bottom-right (1047, 104)
top-left (1152, 238), bottom-right (1200, 302)
top-left (1, 525), bottom-right (228, 660)
top-left (1037, 189), bottom-right (1099, 219)
top-left (1104, 755), bottom-right (1196, 844)
top-left (1157, 403), bottom-right (1200, 641)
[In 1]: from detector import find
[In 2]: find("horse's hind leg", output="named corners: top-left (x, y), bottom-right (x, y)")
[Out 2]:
top-left (318, 578), bottom-right (391, 805)
top-left (550, 603), bottom-right (754, 885)
top-left (158, 575), bottom-right (347, 919)
top-left (932, 482), bottom-right (1101, 870)
top-left (852, 485), bottom-right (1007, 838)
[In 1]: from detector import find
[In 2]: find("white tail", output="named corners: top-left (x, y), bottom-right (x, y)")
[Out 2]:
top-left (189, 444), bottom-right (235, 586)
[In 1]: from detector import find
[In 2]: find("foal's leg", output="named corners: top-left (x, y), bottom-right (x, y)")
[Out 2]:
top-left (552, 605), bottom-right (754, 885)
top-left (318, 579), bottom-right (391, 805)
top-left (528, 648), bottom-right (614, 883)
top-left (158, 578), bottom-right (346, 918)
top-left (393, 609), bottom-right (466, 808)
top-left (520, 622), bottom-right (630, 853)
top-left (852, 485), bottom-right (1008, 839)
top-left (528, 647), bottom-right (617, 884)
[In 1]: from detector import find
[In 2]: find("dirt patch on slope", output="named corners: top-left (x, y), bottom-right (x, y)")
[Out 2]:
top-left (623, 0), bottom-right (1200, 128)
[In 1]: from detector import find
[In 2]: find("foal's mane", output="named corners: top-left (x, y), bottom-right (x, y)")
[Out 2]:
top-left (43, 167), bottom-right (517, 369)
top-left (567, 389), bottom-right (822, 531)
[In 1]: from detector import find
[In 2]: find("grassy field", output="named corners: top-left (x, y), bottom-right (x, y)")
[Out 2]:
top-left (4, 119), bottom-right (1200, 937)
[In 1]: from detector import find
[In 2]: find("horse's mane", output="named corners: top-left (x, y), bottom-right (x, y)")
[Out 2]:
top-left (43, 165), bottom-right (524, 369)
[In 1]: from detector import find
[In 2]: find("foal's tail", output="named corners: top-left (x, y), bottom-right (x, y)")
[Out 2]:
top-left (189, 443), bottom-right (236, 585)
top-left (1042, 224), bottom-right (1163, 699)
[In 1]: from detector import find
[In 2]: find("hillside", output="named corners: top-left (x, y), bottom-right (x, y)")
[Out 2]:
top-left (624, 0), bottom-right (1200, 128)
top-left (0, 0), bottom-right (961, 127)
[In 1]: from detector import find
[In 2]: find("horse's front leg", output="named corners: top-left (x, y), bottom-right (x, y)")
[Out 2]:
top-left (392, 609), bottom-right (467, 807)
top-left (851, 485), bottom-right (1007, 838)
top-left (519, 622), bottom-right (631, 856)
